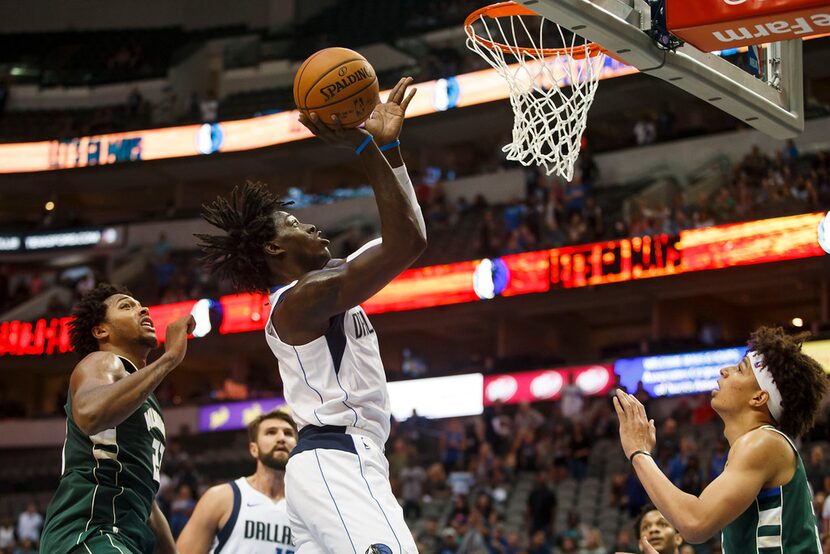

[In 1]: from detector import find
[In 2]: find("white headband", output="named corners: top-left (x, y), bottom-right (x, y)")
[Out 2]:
top-left (748, 351), bottom-right (783, 422)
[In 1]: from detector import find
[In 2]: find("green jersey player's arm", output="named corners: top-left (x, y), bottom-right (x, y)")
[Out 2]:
top-left (631, 430), bottom-right (792, 543)
top-left (148, 501), bottom-right (177, 554)
top-left (176, 484), bottom-right (234, 554)
top-left (70, 315), bottom-right (194, 435)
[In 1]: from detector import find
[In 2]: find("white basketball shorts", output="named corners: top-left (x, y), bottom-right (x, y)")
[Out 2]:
top-left (285, 428), bottom-right (418, 554)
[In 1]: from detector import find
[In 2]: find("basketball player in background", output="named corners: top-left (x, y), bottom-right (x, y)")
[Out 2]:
top-left (632, 505), bottom-right (683, 554)
top-left (176, 409), bottom-right (297, 553)
top-left (197, 76), bottom-right (423, 552)
top-left (615, 326), bottom-right (826, 552)
top-left (40, 284), bottom-right (194, 554)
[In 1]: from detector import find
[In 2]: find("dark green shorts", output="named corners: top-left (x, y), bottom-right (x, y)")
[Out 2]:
top-left (68, 533), bottom-right (141, 554)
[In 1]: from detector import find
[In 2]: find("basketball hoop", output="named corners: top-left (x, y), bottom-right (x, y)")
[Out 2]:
top-left (465, 1), bottom-right (607, 180)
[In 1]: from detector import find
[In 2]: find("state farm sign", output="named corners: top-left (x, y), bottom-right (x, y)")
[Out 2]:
top-left (666, 0), bottom-right (828, 51)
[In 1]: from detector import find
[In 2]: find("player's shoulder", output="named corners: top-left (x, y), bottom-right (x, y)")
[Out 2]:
top-left (193, 482), bottom-right (236, 520)
top-left (729, 426), bottom-right (793, 467)
top-left (71, 351), bottom-right (125, 381)
top-left (199, 482), bottom-right (236, 505)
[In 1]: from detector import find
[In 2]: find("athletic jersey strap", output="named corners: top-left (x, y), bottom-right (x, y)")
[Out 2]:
top-left (213, 481), bottom-right (241, 553)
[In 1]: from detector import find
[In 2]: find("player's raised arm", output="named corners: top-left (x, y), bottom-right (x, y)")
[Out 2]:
top-left (281, 78), bottom-right (425, 332)
top-left (614, 389), bottom-right (778, 543)
top-left (71, 315), bottom-right (194, 435)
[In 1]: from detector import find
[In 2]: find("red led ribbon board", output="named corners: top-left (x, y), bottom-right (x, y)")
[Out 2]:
top-left (0, 213), bottom-right (825, 357)
top-left (666, 0), bottom-right (830, 51)
top-left (550, 234), bottom-right (681, 289)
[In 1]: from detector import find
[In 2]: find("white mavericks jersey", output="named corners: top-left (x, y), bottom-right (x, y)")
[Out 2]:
top-left (265, 277), bottom-right (391, 447)
top-left (210, 477), bottom-right (294, 554)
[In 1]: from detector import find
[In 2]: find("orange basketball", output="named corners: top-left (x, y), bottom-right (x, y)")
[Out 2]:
top-left (294, 47), bottom-right (380, 128)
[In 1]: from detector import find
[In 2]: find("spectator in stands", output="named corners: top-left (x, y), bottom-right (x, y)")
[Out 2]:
top-left (569, 423), bottom-right (592, 480)
top-left (609, 528), bottom-right (635, 554)
top-left (399, 457), bottom-right (427, 521)
top-left (457, 510), bottom-right (488, 552)
top-left (557, 511), bottom-right (587, 547)
top-left (127, 88), bottom-right (143, 121)
top-left (707, 438), bottom-right (728, 484)
top-left (633, 116), bottom-right (656, 146)
top-left (484, 400), bottom-right (512, 455)
top-left (168, 484), bottom-right (196, 538)
top-left (625, 471), bottom-right (649, 518)
top-left (439, 527), bottom-right (458, 554)
top-left (477, 209), bottom-right (501, 258)
top-left (12, 539), bottom-right (36, 554)
top-left (581, 528), bottom-right (606, 554)
top-left (441, 419), bottom-right (466, 473)
top-left (199, 90), bottom-right (218, 123)
top-left (415, 517), bottom-right (442, 553)
top-left (667, 437), bottom-right (696, 488)
top-left (527, 471), bottom-right (557, 537)
top-left (783, 139), bottom-right (799, 164)
top-left (0, 516), bottom-right (14, 551)
top-left (15, 503), bottom-right (41, 546)
top-left (805, 445), bottom-right (829, 494)
top-left (813, 490), bottom-right (826, 535)
top-left (515, 401), bottom-right (545, 435)
top-left (561, 380), bottom-right (585, 421)
top-left (527, 530), bottom-right (553, 553)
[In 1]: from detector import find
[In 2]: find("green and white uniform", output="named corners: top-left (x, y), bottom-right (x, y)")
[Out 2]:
top-left (722, 425), bottom-right (821, 554)
top-left (40, 356), bottom-right (166, 554)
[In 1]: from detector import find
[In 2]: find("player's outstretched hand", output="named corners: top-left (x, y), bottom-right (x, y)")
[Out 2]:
top-left (364, 76), bottom-right (417, 145)
top-left (299, 112), bottom-right (371, 151)
top-left (613, 388), bottom-right (657, 459)
top-left (164, 315), bottom-right (196, 367)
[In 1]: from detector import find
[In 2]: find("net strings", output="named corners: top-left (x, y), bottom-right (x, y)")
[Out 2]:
top-left (466, 12), bottom-right (606, 180)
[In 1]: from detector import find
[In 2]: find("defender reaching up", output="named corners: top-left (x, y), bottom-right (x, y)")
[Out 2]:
top-left (615, 326), bottom-right (826, 552)
top-left (198, 77), bottom-right (424, 553)
top-left (40, 284), bottom-right (194, 554)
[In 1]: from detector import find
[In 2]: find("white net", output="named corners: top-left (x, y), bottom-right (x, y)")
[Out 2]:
top-left (465, 7), bottom-right (606, 180)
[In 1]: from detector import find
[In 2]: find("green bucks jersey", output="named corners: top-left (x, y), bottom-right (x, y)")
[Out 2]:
top-left (40, 356), bottom-right (166, 554)
top-left (722, 426), bottom-right (821, 554)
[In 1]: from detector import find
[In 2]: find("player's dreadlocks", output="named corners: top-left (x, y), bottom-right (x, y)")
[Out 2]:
top-left (748, 326), bottom-right (828, 438)
top-left (68, 283), bottom-right (132, 359)
top-left (196, 182), bottom-right (292, 293)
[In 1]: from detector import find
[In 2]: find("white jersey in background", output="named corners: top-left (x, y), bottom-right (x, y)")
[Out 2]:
top-left (210, 477), bottom-right (293, 554)
top-left (264, 270), bottom-right (391, 448)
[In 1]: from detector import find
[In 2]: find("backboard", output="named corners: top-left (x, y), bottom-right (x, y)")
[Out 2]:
top-left (518, 0), bottom-right (805, 138)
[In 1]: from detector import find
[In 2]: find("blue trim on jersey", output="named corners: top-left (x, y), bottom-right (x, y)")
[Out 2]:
top-left (291, 426), bottom-right (357, 458)
top-left (324, 313), bottom-right (347, 373)
top-left (355, 446), bottom-right (403, 553)
top-left (213, 481), bottom-right (241, 553)
top-left (757, 486), bottom-right (781, 499)
top-left (292, 347), bottom-right (325, 426)
top-left (325, 313), bottom-right (360, 427)
top-left (314, 449), bottom-right (357, 553)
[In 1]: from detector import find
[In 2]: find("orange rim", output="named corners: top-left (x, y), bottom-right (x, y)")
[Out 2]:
top-left (464, 1), bottom-right (607, 59)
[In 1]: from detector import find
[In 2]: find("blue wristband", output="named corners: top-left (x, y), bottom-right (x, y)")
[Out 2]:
top-left (379, 139), bottom-right (400, 152)
top-left (355, 134), bottom-right (373, 156)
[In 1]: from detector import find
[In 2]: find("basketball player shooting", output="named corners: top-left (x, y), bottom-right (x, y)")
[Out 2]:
top-left (614, 327), bottom-right (826, 552)
top-left (176, 409), bottom-right (297, 553)
top-left (197, 76), bottom-right (424, 553)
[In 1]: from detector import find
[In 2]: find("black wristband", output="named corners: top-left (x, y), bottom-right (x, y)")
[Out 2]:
top-left (629, 450), bottom-right (652, 464)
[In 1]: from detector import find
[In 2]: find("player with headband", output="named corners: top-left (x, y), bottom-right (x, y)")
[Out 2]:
top-left (614, 326), bottom-right (826, 553)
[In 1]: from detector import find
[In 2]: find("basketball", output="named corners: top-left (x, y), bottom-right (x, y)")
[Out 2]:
top-left (293, 47), bottom-right (379, 128)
